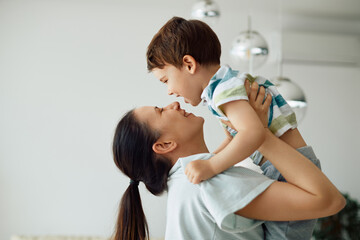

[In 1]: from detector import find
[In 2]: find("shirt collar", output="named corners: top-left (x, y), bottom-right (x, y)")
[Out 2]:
top-left (168, 153), bottom-right (214, 177)
top-left (200, 64), bottom-right (235, 102)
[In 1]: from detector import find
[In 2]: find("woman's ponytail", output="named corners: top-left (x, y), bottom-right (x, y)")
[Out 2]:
top-left (114, 183), bottom-right (149, 240)
top-left (112, 110), bottom-right (172, 240)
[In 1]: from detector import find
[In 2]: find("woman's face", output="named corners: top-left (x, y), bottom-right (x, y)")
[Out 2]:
top-left (134, 102), bottom-right (204, 142)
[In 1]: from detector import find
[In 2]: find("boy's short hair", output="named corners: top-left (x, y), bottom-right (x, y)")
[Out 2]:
top-left (147, 16), bottom-right (221, 71)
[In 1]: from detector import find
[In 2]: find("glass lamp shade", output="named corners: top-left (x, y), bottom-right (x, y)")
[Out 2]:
top-left (230, 30), bottom-right (269, 70)
top-left (191, 0), bottom-right (220, 20)
top-left (271, 76), bottom-right (307, 124)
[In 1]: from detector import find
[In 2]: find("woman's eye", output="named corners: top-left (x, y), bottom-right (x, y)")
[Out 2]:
top-left (163, 80), bottom-right (168, 84)
top-left (160, 108), bottom-right (164, 113)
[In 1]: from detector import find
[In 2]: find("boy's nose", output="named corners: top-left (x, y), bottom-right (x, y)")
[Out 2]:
top-left (168, 89), bottom-right (180, 97)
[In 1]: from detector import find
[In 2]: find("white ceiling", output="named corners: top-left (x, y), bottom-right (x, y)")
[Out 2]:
top-left (223, 0), bottom-right (360, 34)
top-left (127, 0), bottom-right (360, 34)
top-left (281, 0), bottom-right (360, 20)
top-left (219, 0), bottom-right (360, 20)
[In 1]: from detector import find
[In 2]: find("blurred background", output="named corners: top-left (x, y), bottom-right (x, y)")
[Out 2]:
top-left (1, 0), bottom-right (359, 239)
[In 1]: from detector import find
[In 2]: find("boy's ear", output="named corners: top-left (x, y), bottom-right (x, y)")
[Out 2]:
top-left (152, 140), bottom-right (177, 155)
top-left (182, 55), bottom-right (197, 74)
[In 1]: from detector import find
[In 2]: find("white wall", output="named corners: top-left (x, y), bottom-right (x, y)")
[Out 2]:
top-left (1, 0), bottom-right (359, 239)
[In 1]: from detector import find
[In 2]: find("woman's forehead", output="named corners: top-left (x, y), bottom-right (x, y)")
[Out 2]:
top-left (133, 106), bottom-right (157, 122)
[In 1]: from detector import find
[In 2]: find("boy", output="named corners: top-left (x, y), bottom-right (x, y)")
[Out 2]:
top-left (147, 16), bottom-right (320, 240)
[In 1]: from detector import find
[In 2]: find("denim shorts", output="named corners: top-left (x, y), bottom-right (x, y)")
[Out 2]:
top-left (251, 147), bottom-right (321, 182)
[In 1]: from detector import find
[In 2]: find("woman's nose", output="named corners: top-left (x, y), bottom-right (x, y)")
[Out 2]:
top-left (164, 101), bottom-right (180, 110)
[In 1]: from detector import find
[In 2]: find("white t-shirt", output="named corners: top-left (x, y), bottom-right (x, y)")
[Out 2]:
top-left (165, 153), bottom-right (275, 240)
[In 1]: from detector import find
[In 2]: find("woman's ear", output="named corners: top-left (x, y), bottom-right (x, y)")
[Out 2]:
top-left (152, 140), bottom-right (177, 155)
top-left (182, 55), bottom-right (197, 74)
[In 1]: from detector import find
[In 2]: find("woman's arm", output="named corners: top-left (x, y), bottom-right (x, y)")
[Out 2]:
top-left (236, 130), bottom-right (345, 221)
top-left (235, 84), bottom-right (345, 221)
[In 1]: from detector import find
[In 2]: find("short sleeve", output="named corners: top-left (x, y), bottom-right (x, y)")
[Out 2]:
top-left (199, 166), bottom-right (274, 233)
top-left (212, 75), bottom-right (248, 117)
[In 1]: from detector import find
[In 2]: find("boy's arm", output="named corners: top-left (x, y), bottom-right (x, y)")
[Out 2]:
top-left (211, 100), bottom-right (266, 168)
top-left (185, 99), bottom-right (267, 184)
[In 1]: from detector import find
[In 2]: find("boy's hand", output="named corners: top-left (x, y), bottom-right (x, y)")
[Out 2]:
top-left (245, 79), bottom-right (272, 127)
top-left (185, 159), bottom-right (216, 184)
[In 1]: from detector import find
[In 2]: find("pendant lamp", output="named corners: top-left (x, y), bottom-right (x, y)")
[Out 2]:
top-left (230, 16), bottom-right (269, 73)
top-left (271, 0), bottom-right (307, 123)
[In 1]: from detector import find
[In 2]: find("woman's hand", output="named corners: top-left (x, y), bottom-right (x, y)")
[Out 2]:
top-left (245, 79), bottom-right (272, 128)
top-left (220, 80), bottom-right (272, 130)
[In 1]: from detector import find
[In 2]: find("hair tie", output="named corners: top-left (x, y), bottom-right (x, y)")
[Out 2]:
top-left (130, 179), bottom-right (139, 186)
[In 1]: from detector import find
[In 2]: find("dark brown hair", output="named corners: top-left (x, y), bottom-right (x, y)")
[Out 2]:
top-left (146, 16), bottom-right (221, 71)
top-left (112, 110), bottom-right (172, 240)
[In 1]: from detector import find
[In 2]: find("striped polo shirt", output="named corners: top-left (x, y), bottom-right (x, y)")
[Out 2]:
top-left (201, 65), bottom-right (297, 137)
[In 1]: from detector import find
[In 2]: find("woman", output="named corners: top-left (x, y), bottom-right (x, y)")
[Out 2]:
top-left (112, 85), bottom-right (345, 240)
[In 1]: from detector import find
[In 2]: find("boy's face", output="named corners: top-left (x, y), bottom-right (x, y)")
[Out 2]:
top-left (152, 64), bottom-right (203, 106)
